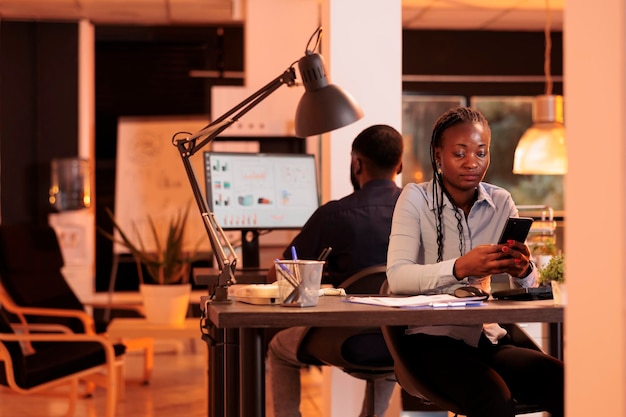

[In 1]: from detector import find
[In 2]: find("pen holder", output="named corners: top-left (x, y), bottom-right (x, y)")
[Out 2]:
top-left (274, 260), bottom-right (324, 307)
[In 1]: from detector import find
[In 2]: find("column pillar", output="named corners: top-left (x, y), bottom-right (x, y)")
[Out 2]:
top-left (565, 1), bottom-right (626, 415)
top-left (319, 3), bottom-right (402, 416)
top-left (320, 0), bottom-right (402, 202)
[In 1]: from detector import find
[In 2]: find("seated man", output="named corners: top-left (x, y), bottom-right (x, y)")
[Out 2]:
top-left (267, 124), bottom-right (404, 417)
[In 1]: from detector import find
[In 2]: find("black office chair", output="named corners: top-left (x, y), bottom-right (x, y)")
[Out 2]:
top-left (336, 265), bottom-right (389, 294)
top-left (381, 319), bottom-right (547, 416)
top-left (297, 265), bottom-right (394, 417)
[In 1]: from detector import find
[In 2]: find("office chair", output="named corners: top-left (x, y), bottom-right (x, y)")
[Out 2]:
top-left (337, 264), bottom-right (389, 294)
top-left (0, 223), bottom-right (153, 383)
top-left (297, 265), bottom-right (395, 417)
top-left (0, 308), bottom-right (125, 417)
top-left (381, 313), bottom-right (547, 416)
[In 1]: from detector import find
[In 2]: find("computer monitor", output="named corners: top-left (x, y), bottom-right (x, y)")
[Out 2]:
top-left (203, 151), bottom-right (320, 268)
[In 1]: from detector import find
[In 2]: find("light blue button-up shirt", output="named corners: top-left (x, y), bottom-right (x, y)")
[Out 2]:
top-left (387, 180), bottom-right (537, 346)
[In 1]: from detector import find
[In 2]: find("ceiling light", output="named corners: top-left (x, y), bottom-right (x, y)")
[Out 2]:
top-left (513, 0), bottom-right (566, 175)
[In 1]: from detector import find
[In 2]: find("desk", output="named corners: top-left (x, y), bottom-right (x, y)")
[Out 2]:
top-left (204, 296), bottom-right (564, 417)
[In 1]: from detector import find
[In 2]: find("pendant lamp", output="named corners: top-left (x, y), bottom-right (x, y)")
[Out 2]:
top-left (513, 0), bottom-right (566, 175)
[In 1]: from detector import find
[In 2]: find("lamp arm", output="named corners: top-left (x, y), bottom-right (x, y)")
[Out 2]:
top-left (177, 151), bottom-right (237, 302)
top-left (179, 67), bottom-right (297, 155)
top-left (173, 66), bottom-right (297, 302)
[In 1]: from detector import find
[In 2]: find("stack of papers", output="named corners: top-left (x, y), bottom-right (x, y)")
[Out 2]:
top-left (345, 294), bottom-right (487, 308)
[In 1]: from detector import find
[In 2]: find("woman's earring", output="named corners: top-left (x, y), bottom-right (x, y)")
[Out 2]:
top-left (436, 162), bottom-right (442, 174)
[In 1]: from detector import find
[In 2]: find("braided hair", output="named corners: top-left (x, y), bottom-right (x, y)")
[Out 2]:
top-left (429, 107), bottom-right (490, 262)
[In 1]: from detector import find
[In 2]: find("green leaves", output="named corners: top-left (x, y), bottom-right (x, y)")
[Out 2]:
top-left (98, 204), bottom-right (202, 285)
top-left (538, 253), bottom-right (565, 284)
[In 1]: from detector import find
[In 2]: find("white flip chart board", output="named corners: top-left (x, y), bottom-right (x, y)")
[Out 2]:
top-left (114, 116), bottom-right (212, 254)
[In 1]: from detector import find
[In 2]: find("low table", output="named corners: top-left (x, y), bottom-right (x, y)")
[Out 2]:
top-left (107, 317), bottom-right (203, 382)
top-left (83, 290), bottom-right (209, 311)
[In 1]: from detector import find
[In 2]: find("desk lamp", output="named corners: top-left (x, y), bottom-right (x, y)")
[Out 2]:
top-left (172, 27), bottom-right (363, 303)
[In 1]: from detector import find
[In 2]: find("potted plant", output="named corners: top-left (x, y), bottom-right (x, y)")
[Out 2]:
top-left (530, 237), bottom-right (558, 271)
top-left (538, 253), bottom-right (566, 305)
top-left (98, 204), bottom-right (202, 325)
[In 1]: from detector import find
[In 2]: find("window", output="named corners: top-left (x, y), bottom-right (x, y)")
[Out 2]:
top-left (401, 95), bottom-right (564, 212)
top-left (472, 97), bottom-right (564, 211)
top-left (401, 95), bottom-right (465, 184)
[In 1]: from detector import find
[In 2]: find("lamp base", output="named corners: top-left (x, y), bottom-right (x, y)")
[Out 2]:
top-left (200, 290), bottom-right (232, 313)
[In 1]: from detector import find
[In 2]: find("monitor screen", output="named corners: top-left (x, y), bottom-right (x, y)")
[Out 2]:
top-left (203, 152), bottom-right (320, 230)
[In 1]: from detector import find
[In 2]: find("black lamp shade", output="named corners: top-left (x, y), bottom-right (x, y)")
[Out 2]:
top-left (295, 53), bottom-right (364, 137)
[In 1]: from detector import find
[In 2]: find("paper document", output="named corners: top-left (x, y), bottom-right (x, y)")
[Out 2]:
top-left (344, 294), bottom-right (486, 308)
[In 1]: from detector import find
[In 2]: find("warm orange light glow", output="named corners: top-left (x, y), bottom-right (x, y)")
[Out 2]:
top-left (513, 95), bottom-right (567, 175)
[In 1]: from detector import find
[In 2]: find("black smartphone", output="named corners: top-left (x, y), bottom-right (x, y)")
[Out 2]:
top-left (497, 217), bottom-right (534, 244)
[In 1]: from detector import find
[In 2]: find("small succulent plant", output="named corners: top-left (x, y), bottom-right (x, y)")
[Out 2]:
top-left (538, 253), bottom-right (565, 285)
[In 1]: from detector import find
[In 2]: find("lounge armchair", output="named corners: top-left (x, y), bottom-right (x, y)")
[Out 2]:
top-left (0, 223), bottom-right (153, 382)
top-left (0, 308), bottom-right (125, 417)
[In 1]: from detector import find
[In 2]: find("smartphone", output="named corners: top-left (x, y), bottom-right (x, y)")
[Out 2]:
top-left (497, 217), bottom-right (534, 244)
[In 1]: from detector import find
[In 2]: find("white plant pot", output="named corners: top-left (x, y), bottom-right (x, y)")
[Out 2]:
top-left (534, 255), bottom-right (553, 272)
top-left (551, 280), bottom-right (567, 306)
top-left (140, 283), bottom-right (191, 326)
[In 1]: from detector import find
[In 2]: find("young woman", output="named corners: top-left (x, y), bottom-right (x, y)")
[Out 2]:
top-left (387, 107), bottom-right (564, 417)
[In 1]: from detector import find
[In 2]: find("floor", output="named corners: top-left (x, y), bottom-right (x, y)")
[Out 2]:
top-left (0, 340), bottom-right (446, 417)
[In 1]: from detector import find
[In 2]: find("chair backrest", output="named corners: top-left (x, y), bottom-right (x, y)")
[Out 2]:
top-left (0, 224), bottom-right (86, 332)
top-left (338, 265), bottom-right (387, 295)
top-left (297, 265), bottom-right (393, 370)
top-left (380, 279), bottom-right (546, 415)
top-left (381, 324), bottom-right (462, 410)
top-left (499, 323), bottom-right (543, 352)
top-left (0, 301), bottom-right (125, 417)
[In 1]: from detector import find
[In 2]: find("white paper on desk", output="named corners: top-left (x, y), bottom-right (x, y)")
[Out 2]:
top-left (345, 294), bottom-right (486, 308)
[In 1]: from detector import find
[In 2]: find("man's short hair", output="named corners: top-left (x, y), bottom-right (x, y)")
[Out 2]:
top-left (352, 124), bottom-right (403, 170)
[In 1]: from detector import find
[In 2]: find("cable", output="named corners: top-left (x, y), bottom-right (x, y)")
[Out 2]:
top-left (544, 0), bottom-right (553, 95)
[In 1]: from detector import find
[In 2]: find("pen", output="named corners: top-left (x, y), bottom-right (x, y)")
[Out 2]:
top-left (289, 246), bottom-right (302, 304)
top-left (431, 301), bottom-right (485, 308)
top-left (317, 247), bottom-right (332, 261)
top-left (275, 259), bottom-right (299, 289)
top-left (277, 258), bottom-right (301, 304)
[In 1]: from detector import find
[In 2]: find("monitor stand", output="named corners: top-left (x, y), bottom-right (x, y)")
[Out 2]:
top-left (240, 229), bottom-right (260, 269)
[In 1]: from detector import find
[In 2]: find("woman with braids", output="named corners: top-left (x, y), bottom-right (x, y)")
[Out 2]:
top-left (386, 106), bottom-right (563, 417)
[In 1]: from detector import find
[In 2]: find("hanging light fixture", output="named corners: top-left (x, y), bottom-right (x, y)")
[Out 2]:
top-left (513, 0), bottom-right (566, 175)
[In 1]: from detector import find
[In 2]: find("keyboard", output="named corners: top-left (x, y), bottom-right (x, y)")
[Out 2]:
top-left (491, 286), bottom-right (553, 301)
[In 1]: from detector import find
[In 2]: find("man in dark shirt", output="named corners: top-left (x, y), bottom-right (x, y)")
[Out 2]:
top-left (267, 124), bottom-right (404, 417)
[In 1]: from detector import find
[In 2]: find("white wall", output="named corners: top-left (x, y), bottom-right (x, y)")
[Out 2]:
top-left (212, 0), bottom-right (318, 138)
top-left (319, 1), bottom-right (403, 415)
top-left (320, 0), bottom-right (403, 202)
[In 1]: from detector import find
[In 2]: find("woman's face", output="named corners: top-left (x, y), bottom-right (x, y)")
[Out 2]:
top-left (434, 122), bottom-right (490, 194)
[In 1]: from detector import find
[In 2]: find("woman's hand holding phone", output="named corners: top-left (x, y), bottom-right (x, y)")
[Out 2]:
top-left (497, 217), bottom-right (534, 244)
top-left (452, 218), bottom-right (534, 279)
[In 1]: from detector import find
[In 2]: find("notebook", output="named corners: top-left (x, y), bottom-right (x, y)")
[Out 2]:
top-left (491, 286), bottom-right (553, 301)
